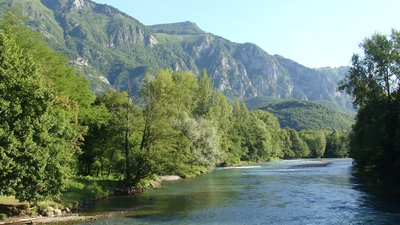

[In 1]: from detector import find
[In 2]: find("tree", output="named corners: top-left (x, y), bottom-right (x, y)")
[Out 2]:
top-left (281, 130), bottom-right (295, 159)
top-left (176, 117), bottom-right (222, 168)
top-left (253, 110), bottom-right (284, 159)
top-left (246, 114), bottom-right (272, 161)
top-left (0, 10), bottom-right (95, 112)
top-left (0, 33), bottom-right (80, 203)
top-left (206, 92), bottom-right (242, 165)
top-left (339, 30), bottom-right (400, 185)
top-left (194, 69), bottom-right (213, 117)
top-left (300, 130), bottom-right (326, 158)
top-left (135, 70), bottom-right (195, 183)
top-left (287, 129), bottom-right (310, 158)
top-left (324, 130), bottom-right (349, 158)
top-left (79, 91), bottom-right (143, 181)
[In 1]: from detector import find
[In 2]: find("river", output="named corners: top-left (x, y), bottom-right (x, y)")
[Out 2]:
top-left (71, 159), bottom-right (400, 224)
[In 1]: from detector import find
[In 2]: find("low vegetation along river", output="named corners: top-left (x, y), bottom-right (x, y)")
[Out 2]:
top-left (71, 159), bottom-right (400, 224)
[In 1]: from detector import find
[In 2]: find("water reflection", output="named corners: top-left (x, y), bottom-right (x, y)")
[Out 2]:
top-left (73, 159), bottom-right (400, 225)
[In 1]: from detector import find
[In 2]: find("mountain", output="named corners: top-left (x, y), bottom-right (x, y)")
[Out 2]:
top-left (258, 99), bottom-right (354, 131)
top-left (0, 0), bottom-right (352, 110)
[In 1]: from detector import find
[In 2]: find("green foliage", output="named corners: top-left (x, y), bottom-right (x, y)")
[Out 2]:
top-left (176, 117), bottom-right (222, 167)
top-left (0, 213), bottom-right (6, 220)
top-left (259, 99), bottom-right (354, 131)
top-left (287, 129), bottom-right (310, 158)
top-left (324, 130), bottom-right (349, 158)
top-left (61, 177), bottom-right (121, 208)
top-left (80, 90), bottom-right (143, 184)
top-left (339, 30), bottom-right (400, 191)
top-left (0, 10), bottom-right (95, 110)
top-left (299, 130), bottom-right (326, 158)
top-left (134, 70), bottom-right (223, 182)
top-left (194, 69), bottom-right (213, 117)
top-left (0, 32), bottom-right (79, 203)
top-left (0, 10), bottom-right (100, 203)
top-left (207, 93), bottom-right (241, 165)
top-left (252, 110), bottom-right (284, 158)
top-left (80, 70), bottom-right (334, 187)
top-left (149, 21), bottom-right (205, 35)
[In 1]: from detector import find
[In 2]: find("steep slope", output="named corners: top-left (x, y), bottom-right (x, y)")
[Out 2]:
top-left (0, 0), bottom-right (352, 109)
top-left (274, 56), bottom-right (351, 108)
top-left (258, 100), bottom-right (354, 131)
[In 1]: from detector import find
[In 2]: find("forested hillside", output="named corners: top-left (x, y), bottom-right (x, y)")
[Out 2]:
top-left (0, 0), bottom-right (351, 110)
top-left (259, 100), bottom-right (354, 131)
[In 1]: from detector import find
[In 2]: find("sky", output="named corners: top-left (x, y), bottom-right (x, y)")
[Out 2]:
top-left (93, 0), bottom-right (400, 68)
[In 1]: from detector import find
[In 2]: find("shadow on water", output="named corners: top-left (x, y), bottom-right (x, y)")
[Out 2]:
top-left (289, 161), bottom-right (333, 169)
top-left (350, 170), bottom-right (400, 215)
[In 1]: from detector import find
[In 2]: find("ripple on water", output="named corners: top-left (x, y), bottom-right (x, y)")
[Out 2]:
top-left (72, 159), bottom-right (400, 225)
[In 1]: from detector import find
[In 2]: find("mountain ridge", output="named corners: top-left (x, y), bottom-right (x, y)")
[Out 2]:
top-left (0, 0), bottom-right (352, 111)
top-left (149, 21), bottom-right (206, 35)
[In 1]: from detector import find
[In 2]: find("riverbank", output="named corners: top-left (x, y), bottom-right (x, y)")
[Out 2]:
top-left (0, 163), bottom-right (259, 223)
top-left (0, 214), bottom-right (90, 225)
top-left (0, 174), bottom-right (186, 224)
top-left (32, 159), bottom-right (399, 225)
top-left (0, 211), bottom-right (130, 225)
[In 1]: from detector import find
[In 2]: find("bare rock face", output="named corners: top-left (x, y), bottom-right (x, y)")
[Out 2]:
top-left (41, 0), bottom-right (90, 11)
top-left (233, 43), bottom-right (293, 98)
top-left (147, 35), bottom-right (158, 47)
top-left (71, 0), bottom-right (85, 9)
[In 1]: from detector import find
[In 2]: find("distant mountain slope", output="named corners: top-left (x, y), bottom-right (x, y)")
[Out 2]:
top-left (149, 21), bottom-right (206, 35)
top-left (258, 100), bottom-right (354, 131)
top-left (0, 0), bottom-right (352, 110)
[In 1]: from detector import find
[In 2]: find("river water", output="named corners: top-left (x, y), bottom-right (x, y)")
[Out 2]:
top-left (73, 159), bottom-right (400, 224)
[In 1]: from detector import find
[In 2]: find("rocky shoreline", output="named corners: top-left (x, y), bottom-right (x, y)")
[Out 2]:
top-left (0, 212), bottom-right (122, 225)
top-left (0, 215), bottom-right (88, 225)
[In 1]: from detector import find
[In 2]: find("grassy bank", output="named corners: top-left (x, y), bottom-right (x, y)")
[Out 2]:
top-left (0, 164), bottom-right (212, 222)
top-left (0, 177), bottom-right (123, 220)
top-left (0, 172), bottom-right (186, 220)
top-left (60, 177), bottom-right (123, 209)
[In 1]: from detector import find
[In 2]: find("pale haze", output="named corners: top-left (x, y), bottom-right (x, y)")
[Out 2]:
top-left (94, 0), bottom-right (400, 68)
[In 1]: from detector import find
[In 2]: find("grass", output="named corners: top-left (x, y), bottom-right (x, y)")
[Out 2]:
top-left (0, 196), bottom-right (20, 205)
top-left (0, 177), bottom-right (123, 210)
top-left (0, 177), bottom-right (123, 218)
top-left (174, 165), bottom-right (208, 178)
top-left (59, 177), bottom-right (123, 209)
top-left (1, 173), bottom-right (192, 215)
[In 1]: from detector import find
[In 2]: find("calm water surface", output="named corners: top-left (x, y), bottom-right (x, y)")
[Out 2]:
top-left (72, 159), bottom-right (400, 224)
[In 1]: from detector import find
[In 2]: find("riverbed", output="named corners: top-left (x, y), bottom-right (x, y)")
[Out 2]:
top-left (67, 159), bottom-right (400, 224)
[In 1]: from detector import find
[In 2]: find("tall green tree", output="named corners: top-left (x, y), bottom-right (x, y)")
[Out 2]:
top-left (253, 110), bottom-right (284, 159)
top-left (339, 30), bottom-right (400, 185)
top-left (287, 129), bottom-right (310, 158)
top-left (300, 130), bottom-right (326, 158)
top-left (80, 91), bottom-right (143, 181)
top-left (0, 33), bottom-right (80, 203)
top-left (206, 92), bottom-right (242, 165)
top-left (194, 69), bottom-right (213, 117)
top-left (136, 70), bottom-right (190, 183)
top-left (324, 130), bottom-right (349, 158)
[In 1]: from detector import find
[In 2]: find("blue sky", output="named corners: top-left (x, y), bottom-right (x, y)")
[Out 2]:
top-left (94, 0), bottom-right (400, 68)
